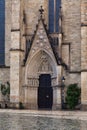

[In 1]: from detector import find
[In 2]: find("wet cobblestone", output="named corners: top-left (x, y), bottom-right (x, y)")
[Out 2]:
top-left (0, 110), bottom-right (87, 130)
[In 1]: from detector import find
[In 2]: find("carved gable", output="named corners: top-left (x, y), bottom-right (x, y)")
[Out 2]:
top-left (26, 19), bottom-right (57, 65)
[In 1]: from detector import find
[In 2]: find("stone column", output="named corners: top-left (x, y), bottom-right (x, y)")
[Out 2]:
top-left (81, 1), bottom-right (87, 110)
top-left (5, 0), bottom-right (11, 66)
top-left (59, 33), bottom-right (62, 57)
top-left (52, 87), bottom-right (61, 110)
top-left (58, 7), bottom-right (62, 58)
top-left (10, 0), bottom-right (21, 108)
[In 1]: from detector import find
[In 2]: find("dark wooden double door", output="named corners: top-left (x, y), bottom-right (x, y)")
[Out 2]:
top-left (38, 74), bottom-right (53, 109)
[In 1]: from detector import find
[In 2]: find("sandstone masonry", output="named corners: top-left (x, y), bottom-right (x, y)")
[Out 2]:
top-left (0, 0), bottom-right (87, 110)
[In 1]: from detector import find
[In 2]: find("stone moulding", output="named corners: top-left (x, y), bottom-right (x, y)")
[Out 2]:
top-left (11, 29), bottom-right (20, 32)
top-left (0, 65), bottom-right (10, 68)
top-left (81, 23), bottom-right (87, 27)
top-left (10, 48), bottom-right (24, 52)
top-left (69, 71), bottom-right (81, 74)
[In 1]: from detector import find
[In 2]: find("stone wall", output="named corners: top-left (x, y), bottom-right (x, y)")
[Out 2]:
top-left (5, 0), bottom-right (87, 109)
top-left (81, 0), bottom-right (87, 70)
top-left (63, 72), bottom-right (81, 87)
top-left (61, 0), bottom-right (81, 88)
top-left (24, 0), bottom-right (48, 37)
top-left (62, 0), bottom-right (81, 72)
top-left (0, 68), bottom-right (10, 83)
top-left (0, 67), bottom-right (10, 106)
top-left (81, 0), bottom-right (87, 110)
top-left (10, 0), bottom-right (22, 106)
top-left (5, 0), bottom-right (49, 67)
top-left (5, 0), bottom-right (11, 66)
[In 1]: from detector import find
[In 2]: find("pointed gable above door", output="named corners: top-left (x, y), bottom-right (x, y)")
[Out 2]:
top-left (25, 16), bottom-right (58, 66)
top-left (24, 6), bottom-right (68, 70)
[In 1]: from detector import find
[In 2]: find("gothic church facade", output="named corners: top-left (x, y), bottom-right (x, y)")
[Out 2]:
top-left (0, 0), bottom-right (87, 110)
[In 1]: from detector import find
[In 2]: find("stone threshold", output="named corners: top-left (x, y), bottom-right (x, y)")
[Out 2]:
top-left (0, 109), bottom-right (87, 120)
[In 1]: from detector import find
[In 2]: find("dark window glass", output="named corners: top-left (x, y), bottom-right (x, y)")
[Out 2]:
top-left (49, 0), bottom-right (61, 33)
top-left (49, 0), bottom-right (54, 33)
top-left (56, 0), bottom-right (61, 32)
top-left (0, 0), bottom-right (5, 65)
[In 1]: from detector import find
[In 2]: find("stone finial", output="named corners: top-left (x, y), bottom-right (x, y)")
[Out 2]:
top-left (39, 6), bottom-right (44, 18)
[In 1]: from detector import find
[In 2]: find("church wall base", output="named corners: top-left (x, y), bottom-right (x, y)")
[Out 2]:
top-left (52, 104), bottom-right (61, 110)
top-left (81, 104), bottom-right (87, 111)
top-left (23, 103), bottom-right (38, 110)
top-left (0, 101), bottom-right (10, 109)
top-left (10, 102), bottom-right (20, 109)
top-left (22, 103), bottom-right (62, 110)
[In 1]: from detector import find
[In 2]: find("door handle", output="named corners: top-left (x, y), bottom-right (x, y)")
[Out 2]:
top-left (46, 95), bottom-right (49, 98)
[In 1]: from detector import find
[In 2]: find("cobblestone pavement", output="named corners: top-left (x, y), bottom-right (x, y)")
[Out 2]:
top-left (0, 109), bottom-right (87, 130)
top-left (0, 109), bottom-right (87, 120)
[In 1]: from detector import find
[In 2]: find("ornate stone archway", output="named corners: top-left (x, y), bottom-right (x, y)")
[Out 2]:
top-left (24, 50), bottom-right (61, 109)
top-left (25, 50), bottom-right (58, 85)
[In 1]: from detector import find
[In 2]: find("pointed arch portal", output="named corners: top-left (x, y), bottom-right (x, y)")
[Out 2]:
top-left (24, 49), bottom-right (61, 109)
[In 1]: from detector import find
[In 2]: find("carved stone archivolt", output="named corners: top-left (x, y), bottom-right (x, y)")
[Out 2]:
top-left (25, 50), bottom-right (58, 87)
top-left (38, 51), bottom-right (53, 73)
